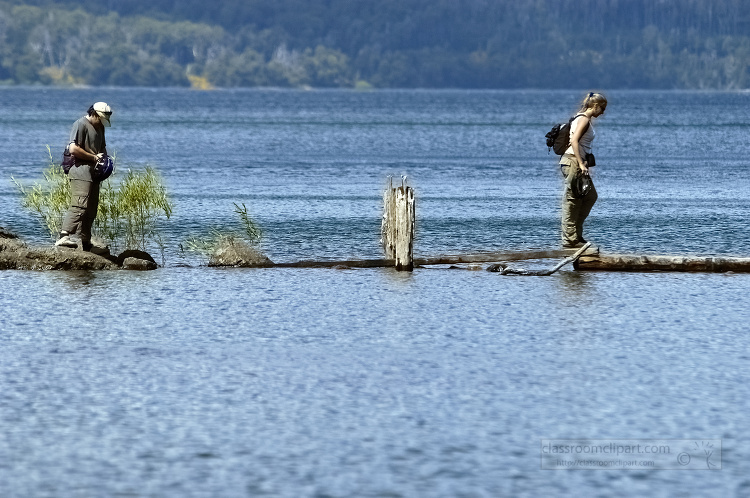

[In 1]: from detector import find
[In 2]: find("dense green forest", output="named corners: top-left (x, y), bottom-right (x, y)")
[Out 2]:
top-left (1, 0), bottom-right (749, 89)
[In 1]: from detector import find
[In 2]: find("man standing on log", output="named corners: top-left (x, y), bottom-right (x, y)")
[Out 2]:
top-left (55, 102), bottom-right (112, 253)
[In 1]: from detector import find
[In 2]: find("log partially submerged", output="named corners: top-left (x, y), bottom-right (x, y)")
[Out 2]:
top-left (415, 249), bottom-right (571, 266)
top-left (498, 242), bottom-right (592, 276)
top-left (576, 253), bottom-right (750, 273)
top-left (275, 258), bottom-right (389, 269)
top-left (278, 249), bottom-right (750, 273)
top-left (275, 249), bottom-right (573, 269)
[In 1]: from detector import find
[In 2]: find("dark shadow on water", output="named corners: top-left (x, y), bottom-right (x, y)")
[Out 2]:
top-left (53, 270), bottom-right (101, 287)
top-left (47, 269), bottom-right (157, 295)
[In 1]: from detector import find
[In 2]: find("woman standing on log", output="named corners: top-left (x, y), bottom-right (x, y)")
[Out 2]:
top-left (559, 92), bottom-right (607, 249)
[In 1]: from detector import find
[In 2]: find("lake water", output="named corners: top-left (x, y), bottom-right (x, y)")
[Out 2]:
top-left (1, 88), bottom-right (749, 496)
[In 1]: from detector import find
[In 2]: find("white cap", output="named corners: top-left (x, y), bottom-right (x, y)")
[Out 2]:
top-left (93, 102), bottom-right (112, 127)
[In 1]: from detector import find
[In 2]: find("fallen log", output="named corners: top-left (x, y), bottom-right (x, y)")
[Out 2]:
top-left (275, 249), bottom-right (572, 269)
top-left (576, 253), bottom-right (750, 273)
top-left (415, 249), bottom-right (570, 266)
top-left (499, 242), bottom-right (592, 276)
top-left (275, 258), bottom-right (390, 269)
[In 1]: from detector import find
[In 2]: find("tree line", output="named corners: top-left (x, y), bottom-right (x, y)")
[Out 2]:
top-left (1, 0), bottom-right (749, 89)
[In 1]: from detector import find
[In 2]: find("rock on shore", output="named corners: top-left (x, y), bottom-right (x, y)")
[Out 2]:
top-left (0, 228), bottom-right (156, 271)
top-left (208, 240), bottom-right (273, 268)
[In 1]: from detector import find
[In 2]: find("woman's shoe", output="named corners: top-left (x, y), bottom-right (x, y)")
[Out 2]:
top-left (562, 241), bottom-right (586, 249)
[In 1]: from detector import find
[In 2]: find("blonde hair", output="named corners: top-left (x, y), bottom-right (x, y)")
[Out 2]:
top-left (580, 92), bottom-right (607, 112)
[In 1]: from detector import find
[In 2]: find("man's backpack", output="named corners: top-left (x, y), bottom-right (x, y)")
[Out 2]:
top-left (545, 113), bottom-right (587, 155)
top-left (61, 143), bottom-right (75, 174)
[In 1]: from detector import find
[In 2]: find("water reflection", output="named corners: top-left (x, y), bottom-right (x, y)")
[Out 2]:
top-left (555, 269), bottom-right (596, 294)
top-left (52, 270), bottom-right (101, 287)
top-left (382, 266), bottom-right (416, 287)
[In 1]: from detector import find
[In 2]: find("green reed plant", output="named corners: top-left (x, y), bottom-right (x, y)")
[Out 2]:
top-left (183, 202), bottom-right (262, 256)
top-left (13, 148), bottom-right (173, 253)
top-left (109, 167), bottom-right (173, 252)
top-left (12, 146), bottom-right (70, 238)
top-left (234, 202), bottom-right (262, 245)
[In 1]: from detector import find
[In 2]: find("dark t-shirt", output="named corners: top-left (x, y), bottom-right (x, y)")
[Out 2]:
top-left (68, 116), bottom-right (107, 182)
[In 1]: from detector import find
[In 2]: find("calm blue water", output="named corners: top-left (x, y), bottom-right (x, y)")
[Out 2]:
top-left (1, 88), bottom-right (750, 496)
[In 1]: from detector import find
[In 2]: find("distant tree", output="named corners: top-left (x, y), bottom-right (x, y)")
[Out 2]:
top-left (0, 0), bottom-right (749, 89)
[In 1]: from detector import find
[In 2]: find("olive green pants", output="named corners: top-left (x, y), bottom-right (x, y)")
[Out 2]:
top-left (560, 164), bottom-right (597, 246)
top-left (61, 179), bottom-right (100, 245)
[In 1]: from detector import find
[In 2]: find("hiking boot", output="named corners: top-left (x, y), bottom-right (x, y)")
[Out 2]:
top-left (55, 235), bottom-right (78, 249)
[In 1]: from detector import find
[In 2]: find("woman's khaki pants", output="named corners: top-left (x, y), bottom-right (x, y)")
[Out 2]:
top-left (560, 164), bottom-right (597, 246)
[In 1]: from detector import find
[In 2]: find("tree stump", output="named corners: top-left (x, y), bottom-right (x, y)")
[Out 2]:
top-left (381, 176), bottom-right (415, 271)
top-left (381, 177), bottom-right (397, 260)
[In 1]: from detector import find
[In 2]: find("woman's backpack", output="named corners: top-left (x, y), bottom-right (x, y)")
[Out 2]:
top-left (545, 113), bottom-right (588, 155)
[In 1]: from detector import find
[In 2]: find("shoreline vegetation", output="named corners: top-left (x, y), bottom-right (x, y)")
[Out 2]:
top-left (10, 151), bottom-right (272, 269)
top-left (12, 150), bottom-right (173, 254)
top-left (0, 1), bottom-right (748, 90)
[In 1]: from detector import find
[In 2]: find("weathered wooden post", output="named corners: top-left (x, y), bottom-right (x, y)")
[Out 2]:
top-left (381, 176), bottom-right (397, 260)
top-left (381, 176), bottom-right (415, 271)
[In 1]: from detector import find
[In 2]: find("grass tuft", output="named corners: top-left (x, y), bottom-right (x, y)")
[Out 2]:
top-left (182, 203), bottom-right (263, 257)
top-left (13, 147), bottom-right (173, 254)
